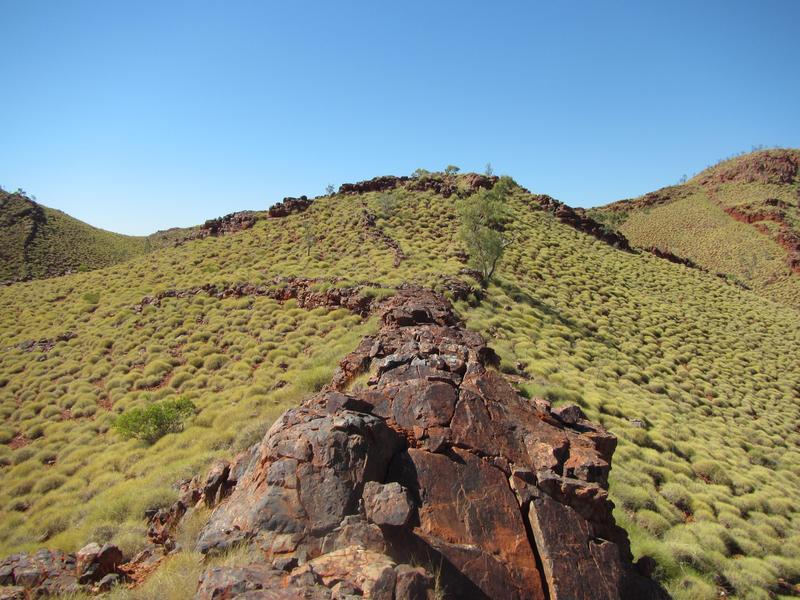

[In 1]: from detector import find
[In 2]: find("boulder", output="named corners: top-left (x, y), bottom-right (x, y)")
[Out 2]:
top-left (76, 542), bottom-right (123, 584)
top-left (362, 482), bottom-right (413, 527)
top-left (0, 549), bottom-right (80, 596)
top-left (195, 287), bottom-right (667, 599)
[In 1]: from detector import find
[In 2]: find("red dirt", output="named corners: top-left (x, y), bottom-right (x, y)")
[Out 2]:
top-left (721, 204), bottom-right (800, 274)
top-left (9, 433), bottom-right (30, 450)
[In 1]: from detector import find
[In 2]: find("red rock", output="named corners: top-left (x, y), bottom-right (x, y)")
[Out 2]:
top-left (394, 564), bottom-right (433, 600)
top-left (362, 482), bottom-right (413, 527)
top-left (76, 542), bottom-right (123, 584)
top-left (190, 287), bottom-right (667, 599)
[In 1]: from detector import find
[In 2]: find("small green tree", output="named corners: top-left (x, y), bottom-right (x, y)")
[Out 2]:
top-left (444, 165), bottom-right (460, 176)
top-left (302, 217), bottom-right (315, 256)
top-left (325, 184), bottom-right (335, 195)
top-left (459, 176), bottom-right (513, 286)
top-left (114, 397), bottom-right (196, 444)
top-left (484, 162), bottom-right (494, 176)
top-left (412, 168), bottom-right (431, 179)
top-left (377, 192), bottom-right (396, 218)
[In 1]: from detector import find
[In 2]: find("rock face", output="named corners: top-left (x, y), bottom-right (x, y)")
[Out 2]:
top-left (338, 173), bottom-right (498, 198)
top-left (339, 176), bottom-right (409, 195)
top-left (195, 287), bottom-right (667, 599)
top-left (0, 544), bottom-right (126, 597)
top-left (132, 277), bottom-right (378, 317)
top-left (14, 331), bottom-right (76, 353)
top-left (268, 195), bottom-right (314, 218)
top-left (529, 194), bottom-right (633, 251)
top-left (200, 211), bottom-right (259, 237)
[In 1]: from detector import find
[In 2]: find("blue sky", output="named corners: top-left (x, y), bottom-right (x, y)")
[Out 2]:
top-left (1, 1), bottom-right (798, 235)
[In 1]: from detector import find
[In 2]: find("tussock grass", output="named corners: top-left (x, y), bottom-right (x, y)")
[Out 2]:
top-left (0, 174), bottom-right (798, 598)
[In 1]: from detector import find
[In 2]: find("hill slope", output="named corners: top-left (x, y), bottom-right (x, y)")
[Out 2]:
top-left (591, 149), bottom-right (800, 309)
top-left (0, 173), bottom-right (799, 599)
top-left (0, 191), bottom-right (267, 284)
top-left (0, 191), bottom-right (152, 283)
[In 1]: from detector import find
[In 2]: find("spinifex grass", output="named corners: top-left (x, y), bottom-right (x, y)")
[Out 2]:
top-left (1, 172), bottom-right (798, 599)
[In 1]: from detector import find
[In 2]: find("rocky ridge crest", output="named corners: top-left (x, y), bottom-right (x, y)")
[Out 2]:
top-left (193, 287), bottom-right (666, 599)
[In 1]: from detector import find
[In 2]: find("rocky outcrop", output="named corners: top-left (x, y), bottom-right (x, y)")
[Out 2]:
top-left (642, 247), bottom-right (701, 269)
top-left (338, 173), bottom-right (498, 198)
top-left (530, 194), bottom-right (633, 251)
top-left (361, 210), bottom-right (406, 267)
top-left (406, 173), bottom-right (498, 198)
top-left (269, 196), bottom-right (313, 218)
top-left (153, 211), bottom-right (261, 248)
top-left (695, 149), bottom-right (800, 186)
top-left (195, 287), bottom-right (666, 599)
top-left (200, 211), bottom-right (259, 236)
top-left (14, 331), bottom-right (76, 353)
top-left (722, 204), bottom-right (800, 274)
top-left (601, 186), bottom-right (684, 214)
top-left (0, 544), bottom-right (126, 597)
top-left (133, 277), bottom-right (379, 317)
top-left (339, 176), bottom-right (409, 195)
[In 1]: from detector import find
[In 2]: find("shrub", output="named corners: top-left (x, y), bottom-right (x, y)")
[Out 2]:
top-left (458, 177), bottom-right (513, 285)
top-left (113, 397), bottom-right (197, 444)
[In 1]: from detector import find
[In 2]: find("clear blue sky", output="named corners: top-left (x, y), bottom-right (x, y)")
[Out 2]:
top-left (1, 1), bottom-right (798, 235)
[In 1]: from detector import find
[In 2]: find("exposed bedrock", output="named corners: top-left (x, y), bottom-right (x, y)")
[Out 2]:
top-left (195, 287), bottom-right (667, 600)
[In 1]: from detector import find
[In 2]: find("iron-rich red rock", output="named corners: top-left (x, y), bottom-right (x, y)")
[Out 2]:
top-left (362, 482), bottom-right (414, 527)
top-left (268, 196), bottom-right (313, 218)
top-left (76, 543), bottom-right (123, 585)
top-left (132, 277), bottom-right (377, 317)
top-left (195, 287), bottom-right (667, 599)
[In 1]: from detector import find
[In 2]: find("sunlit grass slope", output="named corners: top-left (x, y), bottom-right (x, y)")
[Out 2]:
top-left (0, 191), bottom-right (152, 283)
top-left (1, 174), bottom-right (799, 599)
top-left (592, 149), bottom-right (800, 310)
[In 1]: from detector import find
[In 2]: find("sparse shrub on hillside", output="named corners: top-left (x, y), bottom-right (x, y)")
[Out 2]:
top-left (376, 192), bottom-right (396, 218)
top-left (301, 217), bottom-right (315, 257)
top-left (444, 165), bottom-right (460, 175)
top-left (458, 176), bottom-right (513, 285)
top-left (113, 397), bottom-right (197, 444)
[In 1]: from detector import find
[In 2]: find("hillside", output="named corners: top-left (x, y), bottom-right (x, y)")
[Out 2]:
top-left (0, 172), bottom-right (799, 599)
top-left (0, 191), bottom-right (152, 283)
top-left (0, 190), bottom-right (268, 284)
top-left (591, 149), bottom-right (800, 309)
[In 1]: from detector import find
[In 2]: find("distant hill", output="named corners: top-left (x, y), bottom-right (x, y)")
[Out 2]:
top-left (0, 190), bottom-right (267, 284)
top-left (590, 148), bottom-right (800, 309)
top-left (0, 191), bottom-right (150, 283)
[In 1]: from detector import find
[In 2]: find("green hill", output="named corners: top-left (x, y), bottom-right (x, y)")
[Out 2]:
top-left (0, 191), bottom-right (151, 283)
top-left (590, 148), bottom-right (800, 309)
top-left (0, 172), bottom-right (799, 599)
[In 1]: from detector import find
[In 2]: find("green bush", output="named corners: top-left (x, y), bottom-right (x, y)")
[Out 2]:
top-left (113, 397), bottom-right (196, 444)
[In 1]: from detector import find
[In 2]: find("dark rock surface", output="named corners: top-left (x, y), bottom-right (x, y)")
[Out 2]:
top-left (269, 196), bottom-right (313, 218)
top-left (0, 544), bottom-right (126, 597)
top-left (200, 211), bottom-right (259, 237)
top-left (14, 331), bottom-right (76, 353)
top-left (338, 173), bottom-right (498, 198)
top-left (132, 277), bottom-right (379, 317)
top-left (195, 287), bottom-right (668, 599)
top-left (529, 194), bottom-right (633, 251)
